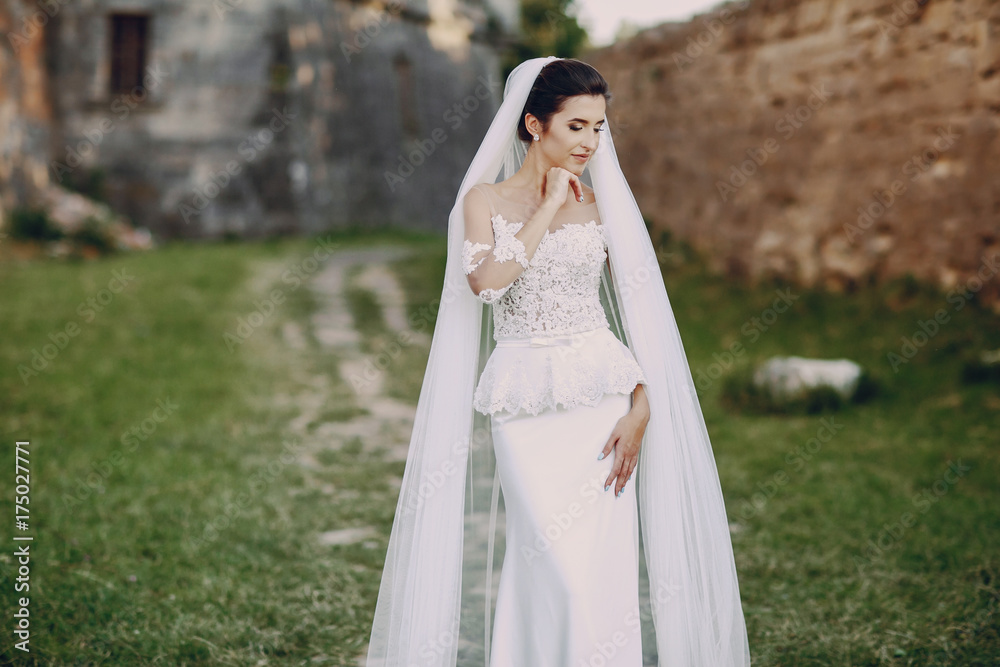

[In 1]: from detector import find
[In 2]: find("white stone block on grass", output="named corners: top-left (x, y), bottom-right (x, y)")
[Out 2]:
top-left (753, 356), bottom-right (863, 400)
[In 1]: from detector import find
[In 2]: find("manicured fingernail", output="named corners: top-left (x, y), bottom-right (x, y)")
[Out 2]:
top-left (604, 484), bottom-right (610, 492)
top-left (578, 195), bottom-right (584, 202)
top-left (597, 452), bottom-right (604, 460)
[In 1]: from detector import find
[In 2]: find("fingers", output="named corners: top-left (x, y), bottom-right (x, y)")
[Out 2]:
top-left (600, 427), bottom-right (638, 498)
top-left (598, 434), bottom-right (614, 462)
top-left (603, 452), bottom-right (637, 498)
top-left (569, 175), bottom-right (584, 203)
top-left (544, 168), bottom-right (571, 204)
top-left (616, 458), bottom-right (637, 497)
top-left (622, 456), bottom-right (636, 494)
top-left (600, 433), bottom-right (617, 490)
top-left (603, 459), bottom-right (619, 494)
top-left (599, 402), bottom-right (646, 499)
top-left (602, 450), bottom-right (631, 497)
top-left (610, 459), bottom-right (631, 497)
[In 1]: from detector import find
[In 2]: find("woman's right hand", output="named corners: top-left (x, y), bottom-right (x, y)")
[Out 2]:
top-left (542, 167), bottom-right (584, 209)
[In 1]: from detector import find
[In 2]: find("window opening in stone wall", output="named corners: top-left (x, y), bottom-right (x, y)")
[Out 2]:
top-left (393, 53), bottom-right (420, 139)
top-left (110, 14), bottom-right (150, 95)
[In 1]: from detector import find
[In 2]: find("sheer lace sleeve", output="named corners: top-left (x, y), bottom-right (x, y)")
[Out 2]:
top-left (462, 239), bottom-right (492, 276)
top-left (489, 215), bottom-right (529, 268)
top-left (462, 185), bottom-right (531, 304)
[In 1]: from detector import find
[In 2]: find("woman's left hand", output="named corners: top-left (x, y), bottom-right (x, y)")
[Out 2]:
top-left (599, 384), bottom-right (650, 497)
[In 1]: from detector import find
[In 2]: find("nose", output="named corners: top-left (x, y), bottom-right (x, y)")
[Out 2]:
top-left (581, 131), bottom-right (598, 153)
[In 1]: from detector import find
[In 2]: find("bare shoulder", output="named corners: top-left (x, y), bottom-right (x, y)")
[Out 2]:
top-left (463, 183), bottom-right (489, 204)
top-left (463, 184), bottom-right (491, 223)
top-left (484, 180), bottom-right (517, 199)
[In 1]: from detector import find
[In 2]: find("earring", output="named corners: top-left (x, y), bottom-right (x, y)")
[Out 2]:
top-left (533, 134), bottom-right (539, 142)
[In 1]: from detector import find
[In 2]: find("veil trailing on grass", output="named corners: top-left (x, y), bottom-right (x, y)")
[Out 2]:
top-left (366, 56), bottom-right (751, 666)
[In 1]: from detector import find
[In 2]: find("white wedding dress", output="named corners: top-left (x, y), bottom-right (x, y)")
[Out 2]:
top-left (464, 184), bottom-right (649, 666)
top-left (366, 58), bottom-right (750, 667)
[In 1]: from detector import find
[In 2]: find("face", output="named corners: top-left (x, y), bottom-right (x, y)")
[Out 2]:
top-left (527, 94), bottom-right (607, 176)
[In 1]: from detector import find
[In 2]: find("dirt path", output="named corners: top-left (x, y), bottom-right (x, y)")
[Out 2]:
top-left (269, 247), bottom-right (422, 546)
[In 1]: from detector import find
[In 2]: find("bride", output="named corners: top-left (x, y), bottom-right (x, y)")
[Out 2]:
top-left (366, 57), bottom-right (751, 666)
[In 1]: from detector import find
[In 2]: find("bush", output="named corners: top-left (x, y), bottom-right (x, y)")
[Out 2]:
top-left (68, 216), bottom-right (116, 253)
top-left (62, 167), bottom-right (109, 203)
top-left (960, 350), bottom-right (1000, 385)
top-left (8, 207), bottom-right (64, 241)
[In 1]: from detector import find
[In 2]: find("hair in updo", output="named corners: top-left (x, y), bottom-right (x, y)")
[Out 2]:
top-left (517, 59), bottom-right (611, 143)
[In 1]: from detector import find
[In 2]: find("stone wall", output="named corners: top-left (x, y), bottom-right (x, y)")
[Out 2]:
top-left (289, 0), bottom-right (509, 235)
top-left (587, 0), bottom-right (1000, 305)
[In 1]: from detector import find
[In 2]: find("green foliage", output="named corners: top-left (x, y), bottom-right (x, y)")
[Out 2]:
top-left (61, 166), bottom-right (109, 203)
top-left (502, 0), bottom-right (590, 80)
top-left (269, 62), bottom-right (291, 92)
top-left (960, 350), bottom-right (1000, 385)
top-left (68, 215), bottom-right (117, 253)
top-left (8, 206), bottom-right (63, 241)
top-left (852, 367), bottom-right (882, 403)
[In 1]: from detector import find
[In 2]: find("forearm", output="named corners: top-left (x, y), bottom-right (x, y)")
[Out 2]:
top-left (630, 382), bottom-right (650, 423)
top-left (467, 199), bottom-right (560, 294)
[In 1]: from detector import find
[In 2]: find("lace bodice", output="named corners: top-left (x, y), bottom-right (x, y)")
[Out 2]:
top-left (464, 184), bottom-right (609, 339)
top-left (463, 184), bottom-right (647, 416)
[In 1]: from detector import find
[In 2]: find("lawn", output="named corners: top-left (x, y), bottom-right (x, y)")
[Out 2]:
top-left (0, 230), bottom-right (998, 665)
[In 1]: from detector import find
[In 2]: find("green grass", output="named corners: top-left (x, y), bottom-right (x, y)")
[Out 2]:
top-left (0, 232), bottom-right (409, 665)
top-left (1, 230), bottom-right (998, 665)
top-left (652, 249), bottom-right (1000, 666)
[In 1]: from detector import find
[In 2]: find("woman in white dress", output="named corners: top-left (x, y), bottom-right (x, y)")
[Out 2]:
top-left (366, 57), bottom-right (751, 667)
top-left (462, 63), bottom-right (650, 662)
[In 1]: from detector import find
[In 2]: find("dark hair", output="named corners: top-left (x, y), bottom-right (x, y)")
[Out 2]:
top-left (517, 59), bottom-right (611, 143)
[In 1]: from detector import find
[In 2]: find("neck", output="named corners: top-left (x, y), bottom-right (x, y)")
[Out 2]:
top-left (511, 145), bottom-right (556, 201)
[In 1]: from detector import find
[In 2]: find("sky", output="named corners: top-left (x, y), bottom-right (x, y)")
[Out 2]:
top-left (574, 0), bottom-right (732, 47)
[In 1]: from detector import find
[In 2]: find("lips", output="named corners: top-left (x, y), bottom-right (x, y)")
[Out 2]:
top-left (572, 153), bottom-right (590, 160)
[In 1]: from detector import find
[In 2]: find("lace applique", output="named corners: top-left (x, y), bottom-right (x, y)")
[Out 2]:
top-left (477, 285), bottom-right (512, 304)
top-left (490, 220), bottom-right (608, 338)
top-left (473, 325), bottom-right (647, 417)
top-left (490, 214), bottom-right (529, 269)
top-left (462, 240), bottom-right (492, 275)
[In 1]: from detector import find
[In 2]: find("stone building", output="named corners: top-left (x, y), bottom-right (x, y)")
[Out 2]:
top-left (588, 0), bottom-right (1000, 306)
top-left (3, 0), bottom-right (518, 239)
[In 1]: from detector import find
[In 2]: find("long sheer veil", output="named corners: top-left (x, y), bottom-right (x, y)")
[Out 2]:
top-left (365, 56), bottom-right (751, 667)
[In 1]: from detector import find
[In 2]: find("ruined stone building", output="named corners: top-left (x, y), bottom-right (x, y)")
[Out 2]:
top-left (1, 0), bottom-right (519, 238)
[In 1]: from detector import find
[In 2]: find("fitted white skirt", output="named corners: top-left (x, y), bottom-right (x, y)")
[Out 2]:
top-left (489, 390), bottom-right (643, 667)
